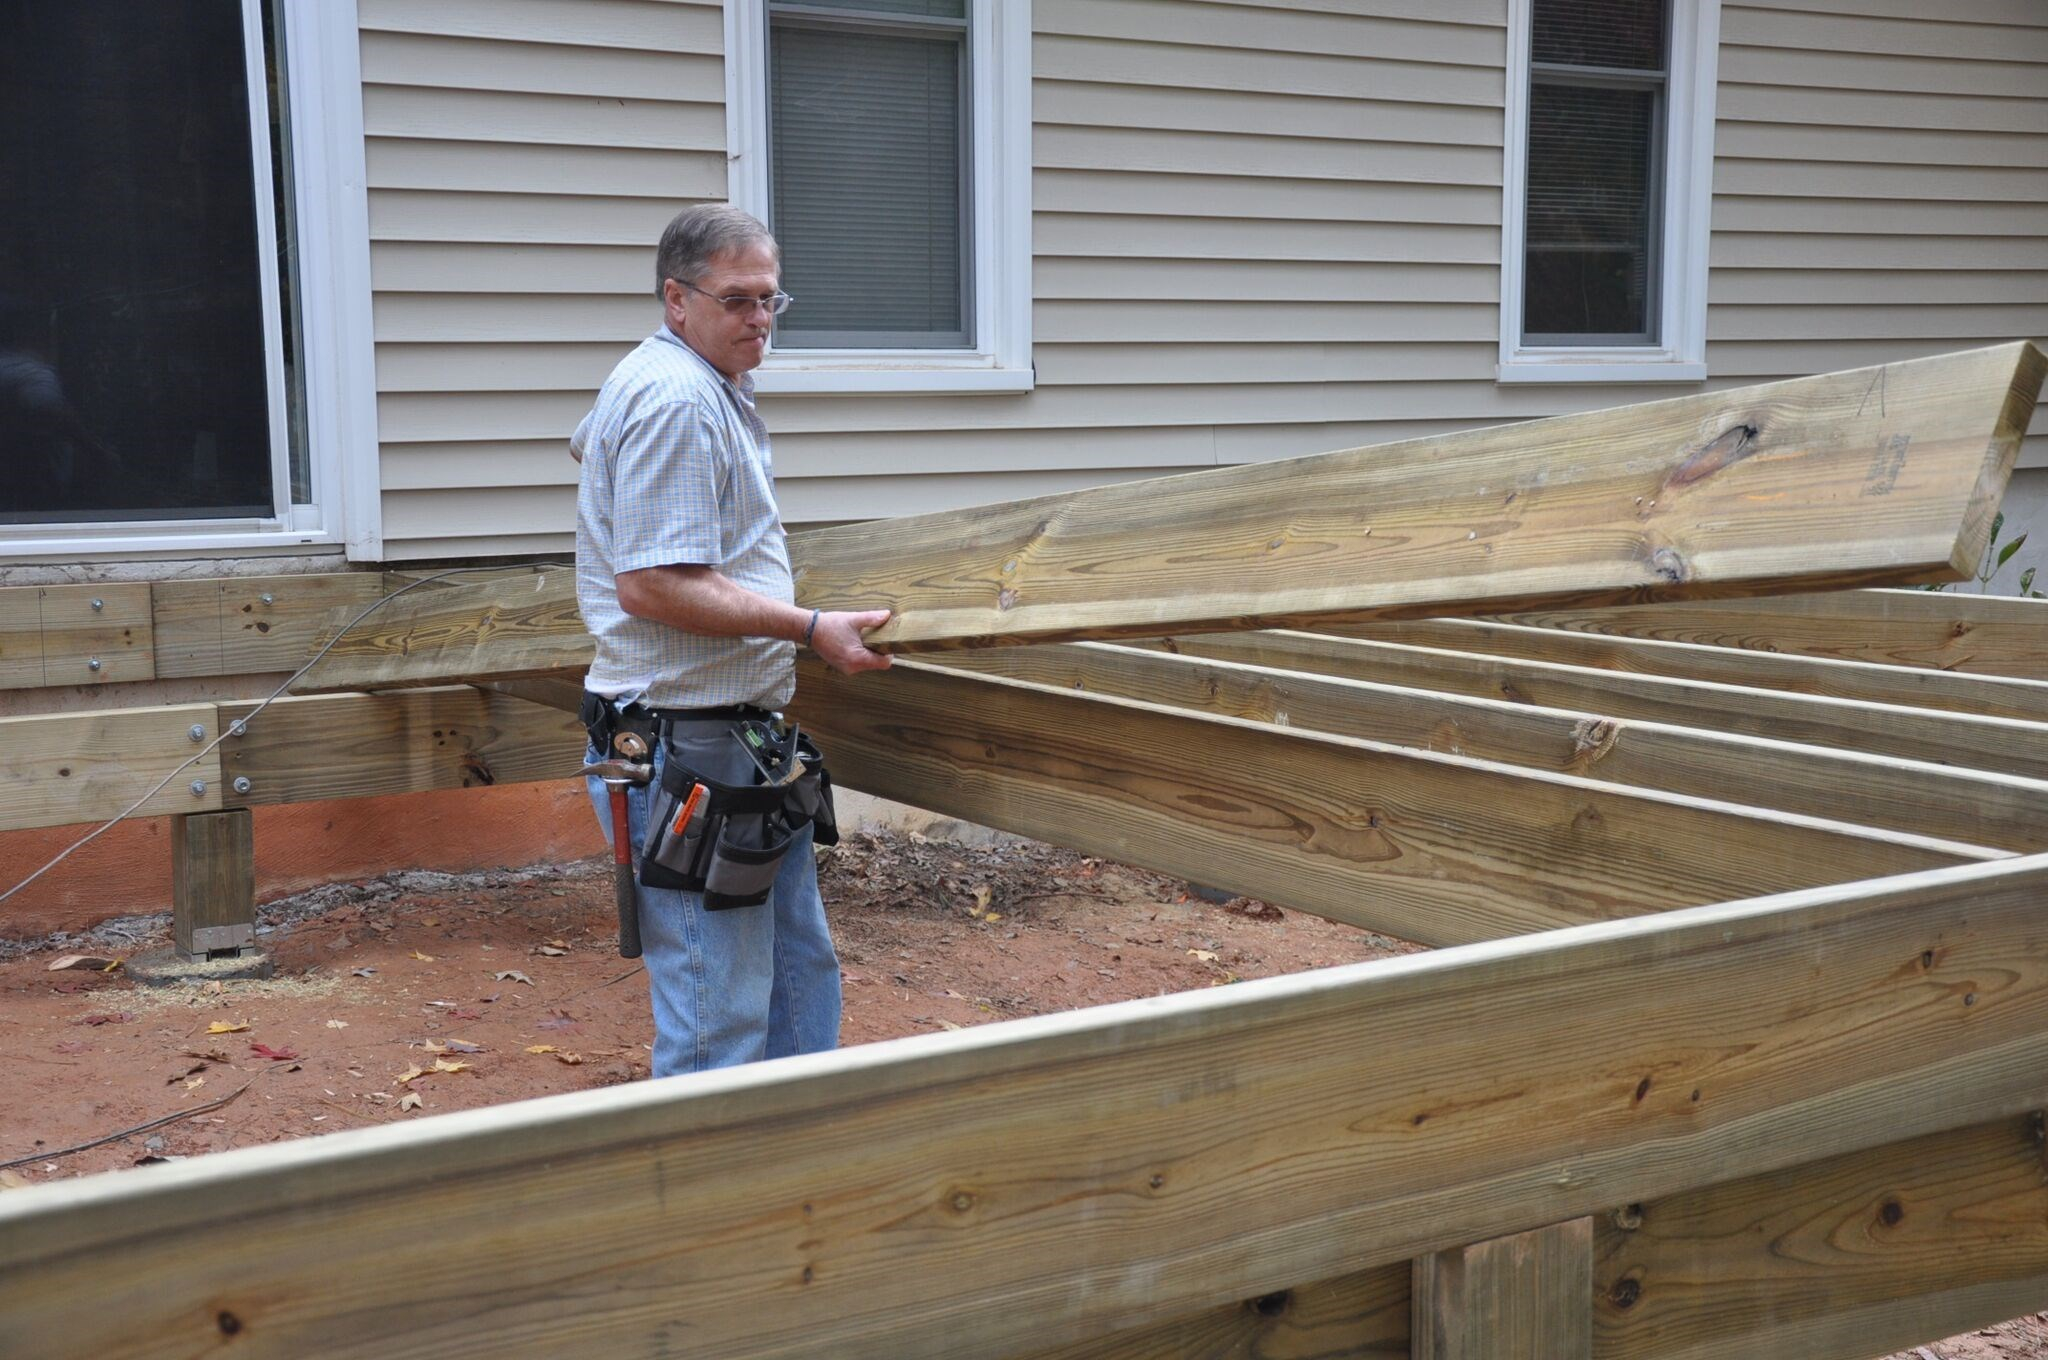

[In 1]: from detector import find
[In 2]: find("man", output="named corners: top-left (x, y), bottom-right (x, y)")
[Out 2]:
top-left (572, 203), bottom-right (892, 1077)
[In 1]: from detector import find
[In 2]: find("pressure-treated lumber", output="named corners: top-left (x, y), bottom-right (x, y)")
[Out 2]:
top-left (1017, 1264), bottom-right (1410, 1360)
top-left (789, 660), bottom-right (1993, 944)
top-left (170, 809), bottom-right (254, 958)
top-left (1595, 1113), bottom-right (2048, 1360)
top-left (288, 346), bottom-right (2046, 693)
top-left (1413, 1220), bottom-right (1592, 1360)
top-left (216, 687), bottom-right (584, 808)
top-left (1154, 630), bottom-right (2048, 780)
top-left (5, 855), bottom-right (2048, 1360)
top-left (1322, 616), bottom-right (2048, 723)
top-left (151, 573), bottom-right (390, 679)
top-left (943, 642), bottom-right (2048, 852)
top-left (1500, 587), bottom-right (2048, 679)
top-left (792, 344), bottom-right (2043, 650)
top-left (0, 703), bottom-right (224, 831)
top-left (0, 582), bottom-right (153, 689)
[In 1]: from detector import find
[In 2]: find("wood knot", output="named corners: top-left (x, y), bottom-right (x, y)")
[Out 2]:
top-left (1668, 421), bottom-right (1762, 488)
top-left (996, 588), bottom-right (1019, 612)
top-left (1878, 1199), bottom-right (1905, 1227)
top-left (1251, 1291), bottom-right (1291, 1318)
top-left (1650, 547), bottom-right (1689, 583)
top-left (1611, 1203), bottom-right (1645, 1231)
top-left (1569, 718), bottom-right (1621, 768)
top-left (1610, 1277), bottom-right (1642, 1310)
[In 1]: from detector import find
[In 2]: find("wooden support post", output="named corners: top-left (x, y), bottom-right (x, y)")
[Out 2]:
top-left (1414, 1219), bottom-right (1593, 1360)
top-left (170, 809), bottom-right (254, 960)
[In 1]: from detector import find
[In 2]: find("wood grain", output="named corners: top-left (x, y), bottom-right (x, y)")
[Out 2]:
top-left (1156, 630), bottom-right (2048, 780)
top-left (787, 660), bottom-right (1993, 945)
top-left (293, 568), bottom-right (591, 695)
top-left (5, 855), bottom-right (2048, 1360)
top-left (1414, 1220), bottom-right (1592, 1360)
top-left (0, 583), bottom-right (153, 689)
top-left (152, 573), bottom-right (390, 679)
top-left (171, 810), bottom-right (254, 956)
top-left (216, 688), bottom-right (586, 808)
top-left (940, 643), bottom-right (2048, 852)
top-left (1498, 588), bottom-right (2048, 679)
top-left (791, 344), bottom-right (2044, 650)
top-left (1595, 1114), bottom-right (2048, 1360)
top-left (1017, 1264), bottom-right (1409, 1360)
top-left (1319, 616), bottom-right (2048, 722)
top-left (0, 704), bottom-right (223, 832)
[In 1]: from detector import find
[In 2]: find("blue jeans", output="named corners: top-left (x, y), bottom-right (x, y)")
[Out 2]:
top-left (585, 740), bottom-right (841, 1077)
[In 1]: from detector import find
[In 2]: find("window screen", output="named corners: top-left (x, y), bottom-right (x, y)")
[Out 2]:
top-left (768, 2), bottom-right (972, 349)
top-left (0, 0), bottom-right (280, 524)
top-left (1523, 0), bottom-right (1668, 344)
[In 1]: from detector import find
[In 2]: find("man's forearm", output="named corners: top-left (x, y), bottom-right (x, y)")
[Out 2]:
top-left (616, 564), bottom-right (808, 642)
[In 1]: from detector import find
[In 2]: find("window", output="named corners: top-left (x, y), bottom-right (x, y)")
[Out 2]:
top-left (0, 0), bottom-right (375, 558)
top-left (726, 0), bottom-right (1033, 393)
top-left (1499, 0), bottom-right (1721, 383)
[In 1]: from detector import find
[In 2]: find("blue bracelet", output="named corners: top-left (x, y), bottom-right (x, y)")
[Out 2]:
top-left (803, 608), bottom-right (820, 647)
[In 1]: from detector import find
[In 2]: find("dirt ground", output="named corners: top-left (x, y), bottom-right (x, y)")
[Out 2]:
top-left (0, 829), bottom-right (2040, 1359)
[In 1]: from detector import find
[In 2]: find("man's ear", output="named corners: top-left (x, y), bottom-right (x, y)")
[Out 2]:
top-left (661, 278), bottom-right (688, 330)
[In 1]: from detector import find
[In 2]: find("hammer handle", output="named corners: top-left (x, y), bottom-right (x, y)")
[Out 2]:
top-left (609, 784), bottom-right (643, 959)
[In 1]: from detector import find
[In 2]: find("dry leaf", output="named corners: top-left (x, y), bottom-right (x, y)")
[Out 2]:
top-left (534, 946), bottom-right (567, 957)
top-left (326, 1019), bottom-right (348, 1030)
top-left (423, 918), bottom-right (439, 927)
top-left (184, 1048), bottom-right (228, 1063)
top-left (936, 1020), bottom-right (963, 1031)
top-left (206, 1020), bottom-right (251, 1035)
top-left (494, 970), bottom-right (534, 986)
top-left (983, 912), bottom-right (1003, 924)
top-left (395, 1065), bottom-right (427, 1084)
top-left (444, 1039), bottom-right (484, 1053)
top-left (45, 954), bottom-right (115, 972)
top-left (430, 1059), bottom-right (472, 1074)
top-left (250, 1043), bottom-right (300, 1061)
top-left (76, 1012), bottom-right (134, 1027)
top-left (971, 884), bottom-right (991, 909)
top-left (351, 967), bottom-right (377, 978)
top-left (0, 1170), bottom-right (31, 1191)
top-left (398, 1092), bottom-right (423, 1112)
top-left (184, 1075), bottom-right (205, 1091)
top-left (553, 1051), bottom-right (583, 1066)
top-left (1188, 949), bottom-right (1218, 963)
top-left (524, 1044), bottom-right (557, 1055)
top-left (411, 951), bottom-right (435, 963)
top-left (546, 939), bottom-right (568, 949)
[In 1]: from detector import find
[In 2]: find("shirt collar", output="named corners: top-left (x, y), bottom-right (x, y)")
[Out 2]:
top-left (657, 324), bottom-right (756, 402)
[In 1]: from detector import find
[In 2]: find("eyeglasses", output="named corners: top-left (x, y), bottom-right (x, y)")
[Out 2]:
top-left (681, 280), bottom-right (794, 316)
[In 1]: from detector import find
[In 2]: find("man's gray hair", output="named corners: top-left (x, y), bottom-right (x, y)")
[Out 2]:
top-left (654, 204), bottom-right (779, 299)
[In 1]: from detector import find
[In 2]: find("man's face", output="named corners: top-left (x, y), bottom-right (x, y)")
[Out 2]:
top-left (663, 243), bottom-right (780, 381)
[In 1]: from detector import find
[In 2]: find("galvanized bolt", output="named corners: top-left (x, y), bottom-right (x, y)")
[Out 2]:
top-left (190, 780), bottom-right (207, 797)
top-left (188, 724), bottom-right (206, 743)
top-left (232, 776), bottom-right (253, 795)
top-left (259, 593), bottom-right (274, 605)
top-left (86, 658), bottom-right (102, 672)
top-left (228, 719), bottom-right (248, 739)
top-left (90, 597), bottom-right (104, 611)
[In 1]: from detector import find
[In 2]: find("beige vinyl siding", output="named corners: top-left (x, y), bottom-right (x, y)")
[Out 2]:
top-left (358, 0), bottom-right (726, 560)
top-left (1705, 1), bottom-right (2048, 471)
top-left (361, 0), bottom-right (2047, 562)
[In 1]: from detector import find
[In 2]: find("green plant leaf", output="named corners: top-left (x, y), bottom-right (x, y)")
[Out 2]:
top-left (2022, 566), bottom-right (2038, 595)
top-left (1997, 533), bottom-right (2028, 569)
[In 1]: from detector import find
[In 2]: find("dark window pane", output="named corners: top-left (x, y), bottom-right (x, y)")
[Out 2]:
top-left (0, 0), bottom-right (277, 525)
top-left (771, 21), bottom-right (968, 347)
top-left (1532, 0), bottom-right (1666, 70)
top-left (1524, 83), bottom-right (1657, 339)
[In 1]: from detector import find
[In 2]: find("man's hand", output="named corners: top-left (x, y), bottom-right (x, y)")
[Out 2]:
top-left (811, 609), bottom-right (894, 674)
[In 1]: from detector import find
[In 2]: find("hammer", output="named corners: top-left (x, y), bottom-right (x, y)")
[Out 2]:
top-left (583, 732), bottom-right (652, 959)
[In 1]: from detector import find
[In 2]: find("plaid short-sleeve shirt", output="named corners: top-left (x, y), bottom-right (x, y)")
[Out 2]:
top-left (573, 327), bottom-right (796, 709)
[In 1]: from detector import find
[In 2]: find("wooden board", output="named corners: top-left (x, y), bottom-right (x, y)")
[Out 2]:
top-left (0, 704), bottom-right (223, 831)
top-left (788, 660), bottom-right (1992, 945)
top-left (1321, 616), bottom-right (2048, 722)
top-left (5, 855), bottom-right (2048, 1360)
top-left (152, 573), bottom-right (390, 679)
top-left (791, 344), bottom-right (2044, 650)
top-left (171, 810), bottom-right (254, 956)
top-left (288, 347), bottom-right (2044, 693)
top-left (1414, 1220), bottom-right (1592, 1360)
top-left (942, 643), bottom-right (2048, 853)
top-left (1156, 631), bottom-right (2048, 780)
top-left (0, 583), bottom-right (153, 690)
top-left (1499, 587), bottom-right (2048, 679)
top-left (1596, 1113), bottom-right (2048, 1360)
top-left (216, 688), bottom-right (586, 808)
top-left (1017, 1264), bottom-right (1409, 1360)
top-left (293, 567), bottom-right (591, 695)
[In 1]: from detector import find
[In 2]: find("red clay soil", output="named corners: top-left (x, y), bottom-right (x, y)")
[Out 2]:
top-left (0, 830), bottom-right (2039, 1359)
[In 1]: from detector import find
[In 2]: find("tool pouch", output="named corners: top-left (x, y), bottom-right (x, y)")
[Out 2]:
top-left (638, 721), bottom-right (836, 908)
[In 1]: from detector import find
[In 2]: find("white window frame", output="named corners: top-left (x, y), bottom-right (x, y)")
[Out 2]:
top-left (724, 0), bottom-right (1034, 395)
top-left (1497, 0), bottom-right (1721, 385)
top-left (0, 0), bottom-right (379, 562)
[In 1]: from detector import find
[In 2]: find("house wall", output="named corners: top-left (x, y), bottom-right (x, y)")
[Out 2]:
top-left (357, 0), bottom-right (2048, 576)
